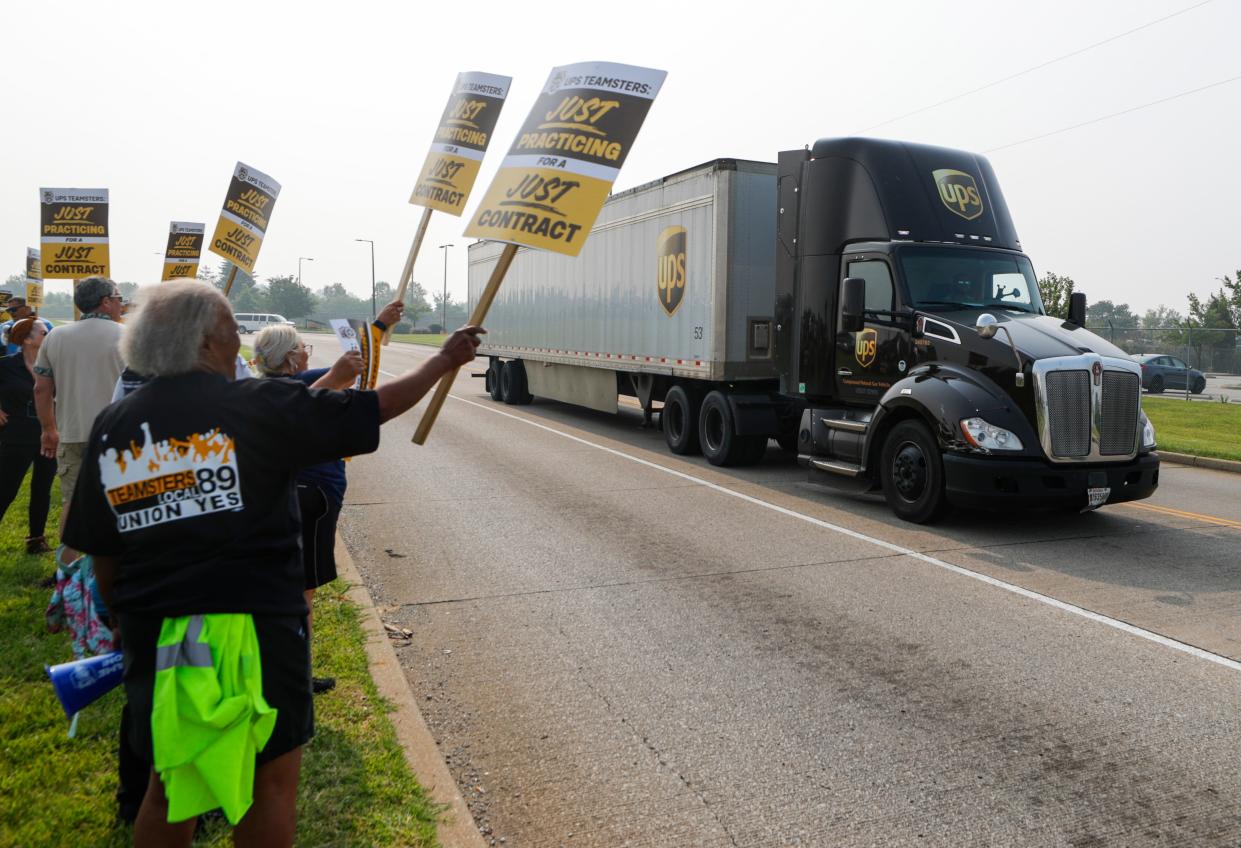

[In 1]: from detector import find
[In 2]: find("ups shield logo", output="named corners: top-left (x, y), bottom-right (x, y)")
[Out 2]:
top-left (855, 327), bottom-right (878, 368)
top-left (933, 169), bottom-right (984, 221)
top-left (657, 226), bottom-right (686, 316)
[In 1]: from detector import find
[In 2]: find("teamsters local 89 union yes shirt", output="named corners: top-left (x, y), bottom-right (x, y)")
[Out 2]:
top-left (63, 372), bottom-right (381, 618)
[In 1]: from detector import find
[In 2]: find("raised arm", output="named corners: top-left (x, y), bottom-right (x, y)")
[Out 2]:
top-left (375, 326), bottom-right (483, 423)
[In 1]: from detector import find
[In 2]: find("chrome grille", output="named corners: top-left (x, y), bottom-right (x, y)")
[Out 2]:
top-left (1100, 371), bottom-right (1140, 455)
top-left (1045, 371), bottom-right (1091, 457)
top-left (1033, 354), bottom-right (1144, 464)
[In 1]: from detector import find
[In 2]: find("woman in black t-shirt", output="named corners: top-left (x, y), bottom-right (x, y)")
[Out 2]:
top-left (0, 317), bottom-right (55, 553)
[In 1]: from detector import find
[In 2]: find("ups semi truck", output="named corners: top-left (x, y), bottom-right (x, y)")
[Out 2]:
top-left (468, 138), bottom-right (1160, 522)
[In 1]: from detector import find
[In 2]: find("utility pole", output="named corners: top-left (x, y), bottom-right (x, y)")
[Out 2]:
top-left (356, 238), bottom-right (376, 316)
top-left (439, 243), bottom-right (454, 332)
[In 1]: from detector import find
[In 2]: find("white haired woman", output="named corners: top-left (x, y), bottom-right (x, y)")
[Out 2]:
top-left (62, 281), bottom-right (480, 847)
top-left (251, 302), bottom-right (402, 694)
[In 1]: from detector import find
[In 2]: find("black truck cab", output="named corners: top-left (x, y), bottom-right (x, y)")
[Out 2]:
top-left (775, 138), bottom-right (1159, 522)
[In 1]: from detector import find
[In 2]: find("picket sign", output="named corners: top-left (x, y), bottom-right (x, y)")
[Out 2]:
top-left (411, 60), bottom-right (667, 445)
top-left (385, 71), bottom-right (512, 345)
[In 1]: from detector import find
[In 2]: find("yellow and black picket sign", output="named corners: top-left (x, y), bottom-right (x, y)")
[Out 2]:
top-left (161, 222), bottom-right (206, 281)
top-left (410, 71), bottom-right (512, 217)
top-left (385, 71), bottom-right (512, 346)
top-left (25, 247), bottom-right (43, 307)
top-left (208, 163), bottom-right (281, 292)
top-left (39, 188), bottom-right (109, 279)
top-left (413, 61), bottom-right (667, 445)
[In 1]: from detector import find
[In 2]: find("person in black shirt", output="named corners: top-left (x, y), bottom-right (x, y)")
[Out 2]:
top-left (0, 317), bottom-right (55, 553)
top-left (63, 280), bottom-right (482, 847)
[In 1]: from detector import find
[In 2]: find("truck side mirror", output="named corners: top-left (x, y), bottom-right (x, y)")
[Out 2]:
top-left (1067, 292), bottom-right (1087, 326)
top-left (841, 277), bottom-right (866, 333)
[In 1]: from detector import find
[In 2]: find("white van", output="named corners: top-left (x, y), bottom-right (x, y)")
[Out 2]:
top-left (234, 313), bottom-right (295, 334)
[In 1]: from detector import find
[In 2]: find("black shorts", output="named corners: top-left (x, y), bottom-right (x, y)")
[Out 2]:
top-left (297, 483), bottom-right (341, 591)
top-left (119, 613), bottom-right (314, 767)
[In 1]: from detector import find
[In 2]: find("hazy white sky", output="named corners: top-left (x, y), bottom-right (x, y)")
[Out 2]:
top-left (3, 0), bottom-right (1238, 315)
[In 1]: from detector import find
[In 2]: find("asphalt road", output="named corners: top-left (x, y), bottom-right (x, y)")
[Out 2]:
top-left (320, 341), bottom-right (1241, 848)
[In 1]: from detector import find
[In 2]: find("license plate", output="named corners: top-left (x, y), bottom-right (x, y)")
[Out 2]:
top-left (1082, 486), bottom-right (1111, 512)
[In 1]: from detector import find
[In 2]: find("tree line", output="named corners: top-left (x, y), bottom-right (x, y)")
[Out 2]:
top-left (5, 263), bottom-right (472, 333)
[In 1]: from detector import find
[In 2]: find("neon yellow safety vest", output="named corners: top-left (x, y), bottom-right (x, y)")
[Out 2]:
top-left (152, 614), bottom-right (277, 824)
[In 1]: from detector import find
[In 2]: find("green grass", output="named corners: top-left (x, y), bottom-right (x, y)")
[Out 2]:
top-left (0, 479), bottom-right (441, 847)
top-left (1143, 396), bottom-right (1241, 462)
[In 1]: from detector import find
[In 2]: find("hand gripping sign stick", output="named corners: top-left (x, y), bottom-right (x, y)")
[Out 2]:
top-left (207, 163), bottom-right (281, 296)
top-left (384, 72), bottom-right (512, 345)
top-left (412, 61), bottom-right (667, 445)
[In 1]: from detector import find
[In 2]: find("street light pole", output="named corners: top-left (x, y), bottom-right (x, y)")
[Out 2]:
top-left (298, 256), bottom-right (314, 286)
top-left (355, 239), bottom-right (376, 317)
top-left (439, 243), bottom-right (454, 333)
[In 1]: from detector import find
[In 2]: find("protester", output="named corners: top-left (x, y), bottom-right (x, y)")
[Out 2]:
top-left (0, 318), bottom-right (56, 553)
top-left (63, 280), bottom-right (481, 847)
top-left (252, 302), bottom-right (403, 694)
top-left (33, 276), bottom-right (125, 567)
top-left (1, 297), bottom-right (54, 355)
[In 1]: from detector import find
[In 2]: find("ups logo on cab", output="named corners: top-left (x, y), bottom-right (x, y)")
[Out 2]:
top-left (933, 169), bottom-right (984, 221)
top-left (657, 226), bottom-right (686, 316)
top-left (855, 327), bottom-right (877, 368)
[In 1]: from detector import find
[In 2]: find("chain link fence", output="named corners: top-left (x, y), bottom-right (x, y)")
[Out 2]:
top-left (1087, 325), bottom-right (1241, 401)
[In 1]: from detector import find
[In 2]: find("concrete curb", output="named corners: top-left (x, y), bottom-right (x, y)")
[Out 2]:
top-left (1158, 451), bottom-right (1241, 475)
top-left (334, 535), bottom-right (486, 848)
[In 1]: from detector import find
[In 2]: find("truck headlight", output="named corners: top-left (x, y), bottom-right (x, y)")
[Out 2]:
top-left (960, 417), bottom-right (1024, 451)
top-left (1141, 414), bottom-right (1157, 450)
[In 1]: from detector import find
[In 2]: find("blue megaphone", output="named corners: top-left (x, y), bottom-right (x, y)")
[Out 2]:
top-left (46, 651), bottom-right (125, 718)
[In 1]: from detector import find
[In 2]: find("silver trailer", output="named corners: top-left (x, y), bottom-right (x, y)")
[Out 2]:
top-left (468, 159), bottom-right (782, 434)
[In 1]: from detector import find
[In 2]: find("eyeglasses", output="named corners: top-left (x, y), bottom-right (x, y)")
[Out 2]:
top-left (300, 344), bottom-right (314, 356)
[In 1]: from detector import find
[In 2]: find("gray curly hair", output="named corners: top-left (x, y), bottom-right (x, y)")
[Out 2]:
top-left (74, 276), bottom-right (119, 313)
top-left (122, 281), bottom-right (233, 377)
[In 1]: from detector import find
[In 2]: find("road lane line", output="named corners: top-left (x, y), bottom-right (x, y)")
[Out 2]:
top-left (1119, 500), bottom-right (1241, 530)
top-left (384, 376), bottom-right (1241, 675)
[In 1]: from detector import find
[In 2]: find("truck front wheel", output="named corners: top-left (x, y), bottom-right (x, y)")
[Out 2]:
top-left (662, 385), bottom-right (701, 455)
top-left (879, 420), bottom-right (949, 524)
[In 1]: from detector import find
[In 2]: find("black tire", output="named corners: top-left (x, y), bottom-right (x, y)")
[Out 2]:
top-left (662, 384), bottom-right (701, 455)
top-left (1149, 376), bottom-right (1165, 394)
top-left (499, 360), bottom-right (532, 405)
top-left (698, 390), bottom-right (766, 466)
top-left (486, 360), bottom-right (503, 401)
top-left (879, 420), bottom-right (949, 524)
top-left (1192, 377), bottom-right (1206, 395)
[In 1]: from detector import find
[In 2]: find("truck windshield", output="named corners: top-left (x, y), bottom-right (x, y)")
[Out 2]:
top-left (896, 246), bottom-right (1044, 314)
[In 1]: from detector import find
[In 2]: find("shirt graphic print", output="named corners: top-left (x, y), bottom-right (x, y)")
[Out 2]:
top-left (99, 422), bottom-right (243, 532)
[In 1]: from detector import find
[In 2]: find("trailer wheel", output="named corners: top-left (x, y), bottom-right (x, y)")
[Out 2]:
top-left (486, 360), bottom-right (503, 401)
top-left (698, 390), bottom-right (764, 466)
top-left (879, 420), bottom-right (948, 524)
top-left (662, 385), bottom-right (701, 455)
top-left (500, 360), bottom-right (532, 405)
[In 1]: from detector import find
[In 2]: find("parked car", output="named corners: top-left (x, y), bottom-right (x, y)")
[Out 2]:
top-left (1134, 354), bottom-right (1206, 394)
top-left (233, 312), bottom-right (294, 334)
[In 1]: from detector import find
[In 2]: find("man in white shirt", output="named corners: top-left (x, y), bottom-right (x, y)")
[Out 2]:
top-left (33, 276), bottom-right (125, 559)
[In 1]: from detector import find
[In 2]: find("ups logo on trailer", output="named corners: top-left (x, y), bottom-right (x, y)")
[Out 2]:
top-left (657, 226), bottom-right (686, 316)
top-left (933, 169), bottom-right (984, 221)
top-left (855, 327), bottom-right (877, 368)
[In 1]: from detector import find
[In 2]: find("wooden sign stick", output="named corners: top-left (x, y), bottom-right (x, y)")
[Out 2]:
top-left (382, 207), bottom-right (434, 346)
top-left (411, 242), bottom-right (517, 445)
top-left (221, 265), bottom-right (240, 296)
